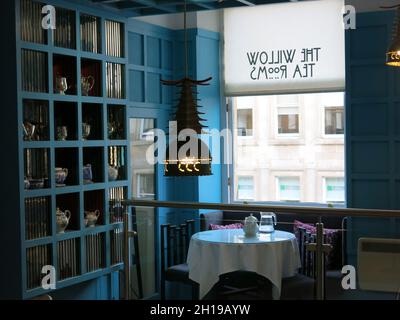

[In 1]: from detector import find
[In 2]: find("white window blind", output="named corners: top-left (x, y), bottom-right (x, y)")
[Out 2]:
top-left (223, 0), bottom-right (345, 96)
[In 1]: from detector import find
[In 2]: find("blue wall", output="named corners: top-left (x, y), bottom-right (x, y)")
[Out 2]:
top-left (346, 10), bottom-right (400, 264)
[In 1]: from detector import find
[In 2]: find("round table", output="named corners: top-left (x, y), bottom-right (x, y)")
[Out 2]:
top-left (187, 229), bottom-right (301, 299)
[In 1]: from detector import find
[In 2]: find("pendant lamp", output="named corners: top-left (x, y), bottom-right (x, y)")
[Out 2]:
top-left (386, 6), bottom-right (400, 66)
top-left (162, 0), bottom-right (212, 176)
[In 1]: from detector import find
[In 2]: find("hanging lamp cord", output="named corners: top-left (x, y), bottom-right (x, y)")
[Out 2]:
top-left (184, 0), bottom-right (188, 78)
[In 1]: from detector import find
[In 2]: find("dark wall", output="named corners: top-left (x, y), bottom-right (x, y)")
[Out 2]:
top-left (346, 10), bottom-right (400, 264)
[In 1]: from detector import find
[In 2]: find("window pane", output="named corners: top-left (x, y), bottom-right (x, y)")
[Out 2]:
top-left (237, 109), bottom-right (253, 136)
top-left (277, 177), bottom-right (300, 201)
top-left (237, 176), bottom-right (254, 200)
top-left (129, 118), bottom-right (156, 299)
top-left (325, 177), bottom-right (345, 203)
top-left (325, 107), bottom-right (344, 135)
top-left (137, 173), bottom-right (155, 199)
top-left (278, 114), bottom-right (299, 134)
top-left (233, 92), bottom-right (345, 204)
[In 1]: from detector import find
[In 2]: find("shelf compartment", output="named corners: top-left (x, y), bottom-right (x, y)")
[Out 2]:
top-left (20, 0), bottom-right (48, 44)
top-left (80, 14), bottom-right (101, 54)
top-left (85, 232), bottom-right (106, 272)
top-left (84, 190), bottom-right (105, 227)
top-left (55, 148), bottom-right (79, 186)
top-left (110, 227), bottom-right (123, 265)
top-left (106, 62), bottom-right (125, 99)
top-left (56, 192), bottom-right (80, 232)
top-left (107, 105), bottom-right (126, 140)
top-left (23, 100), bottom-right (49, 141)
top-left (105, 20), bottom-right (124, 58)
top-left (24, 148), bottom-right (50, 190)
top-left (53, 54), bottom-right (77, 95)
top-left (81, 58), bottom-right (102, 97)
top-left (109, 186), bottom-right (126, 223)
top-left (82, 103), bottom-right (103, 140)
top-left (53, 7), bottom-right (76, 49)
top-left (54, 101), bottom-right (78, 141)
top-left (108, 146), bottom-right (127, 181)
top-left (57, 238), bottom-right (80, 280)
top-left (26, 244), bottom-right (52, 290)
top-left (21, 49), bottom-right (48, 93)
top-left (83, 147), bottom-right (104, 183)
top-left (25, 196), bottom-right (51, 240)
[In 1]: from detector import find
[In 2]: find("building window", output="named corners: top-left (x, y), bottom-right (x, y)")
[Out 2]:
top-left (324, 177), bottom-right (345, 203)
top-left (237, 176), bottom-right (254, 200)
top-left (237, 109), bottom-right (253, 137)
top-left (136, 173), bottom-right (155, 199)
top-left (277, 177), bottom-right (300, 202)
top-left (325, 107), bottom-right (344, 135)
top-left (278, 107), bottom-right (299, 134)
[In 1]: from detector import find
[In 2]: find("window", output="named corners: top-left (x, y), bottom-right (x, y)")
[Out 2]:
top-left (325, 107), bottom-right (344, 135)
top-left (278, 107), bottom-right (299, 134)
top-left (237, 109), bottom-right (253, 137)
top-left (277, 177), bottom-right (300, 202)
top-left (136, 173), bottom-right (155, 199)
top-left (232, 92), bottom-right (345, 204)
top-left (131, 118), bottom-right (154, 141)
top-left (237, 176), bottom-right (254, 200)
top-left (324, 177), bottom-right (345, 203)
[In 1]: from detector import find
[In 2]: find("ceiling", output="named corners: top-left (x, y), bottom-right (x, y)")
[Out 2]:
top-left (84, 0), bottom-right (400, 17)
top-left (87, 0), bottom-right (297, 17)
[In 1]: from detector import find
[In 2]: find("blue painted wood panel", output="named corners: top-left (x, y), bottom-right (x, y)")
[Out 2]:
top-left (346, 10), bottom-right (400, 264)
top-left (128, 32), bottom-right (144, 66)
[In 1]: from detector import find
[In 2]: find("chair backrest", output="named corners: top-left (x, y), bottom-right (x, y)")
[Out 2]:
top-left (160, 220), bottom-right (195, 272)
top-left (297, 227), bottom-right (317, 277)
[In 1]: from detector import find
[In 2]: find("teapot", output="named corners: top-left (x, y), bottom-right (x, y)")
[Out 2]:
top-left (108, 165), bottom-right (119, 181)
top-left (81, 75), bottom-right (95, 96)
top-left (259, 212), bottom-right (277, 233)
top-left (243, 214), bottom-right (259, 237)
top-left (56, 207), bottom-right (71, 233)
top-left (55, 167), bottom-right (68, 186)
top-left (85, 209), bottom-right (100, 227)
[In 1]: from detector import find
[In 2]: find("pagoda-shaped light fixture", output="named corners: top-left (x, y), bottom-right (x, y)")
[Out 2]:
top-left (386, 5), bottom-right (400, 66)
top-left (162, 0), bottom-right (212, 176)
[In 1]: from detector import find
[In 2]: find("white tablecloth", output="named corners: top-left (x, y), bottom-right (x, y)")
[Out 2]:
top-left (187, 229), bottom-right (301, 299)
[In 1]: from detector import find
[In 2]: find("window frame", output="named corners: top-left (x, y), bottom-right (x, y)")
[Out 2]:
top-left (324, 106), bottom-right (345, 137)
top-left (136, 172), bottom-right (155, 199)
top-left (236, 107), bottom-right (254, 138)
top-left (236, 175), bottom-right (255, 201)
top-left (276, 101), bottom-right (300, 137)
top-left (275, 176), bottom-right (301, 202)
top-left (323, 176), bottom-right (345, 204)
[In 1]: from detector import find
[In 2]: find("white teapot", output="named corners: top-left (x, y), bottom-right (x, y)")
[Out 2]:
top-left (243, 214), bottom-right (259, 237)
top-left (56, 207), bottom-right (71, 233)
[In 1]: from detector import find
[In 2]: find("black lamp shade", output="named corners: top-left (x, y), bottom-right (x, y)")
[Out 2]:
top-left (386, 39), bottom-right (400, 66)
top-left (386, 8), bottom-right (400, 67)
top-left (164, 138), bottom-right (212, 177)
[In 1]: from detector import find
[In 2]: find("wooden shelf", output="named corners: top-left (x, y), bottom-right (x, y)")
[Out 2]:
top-left (17, 0), bottom-right (129, 298)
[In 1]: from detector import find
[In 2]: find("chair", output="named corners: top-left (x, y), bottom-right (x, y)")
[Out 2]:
top-left (281, 227), bottom-right (316, 300)
top-left (160, 220), bottom-right (198, 300)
